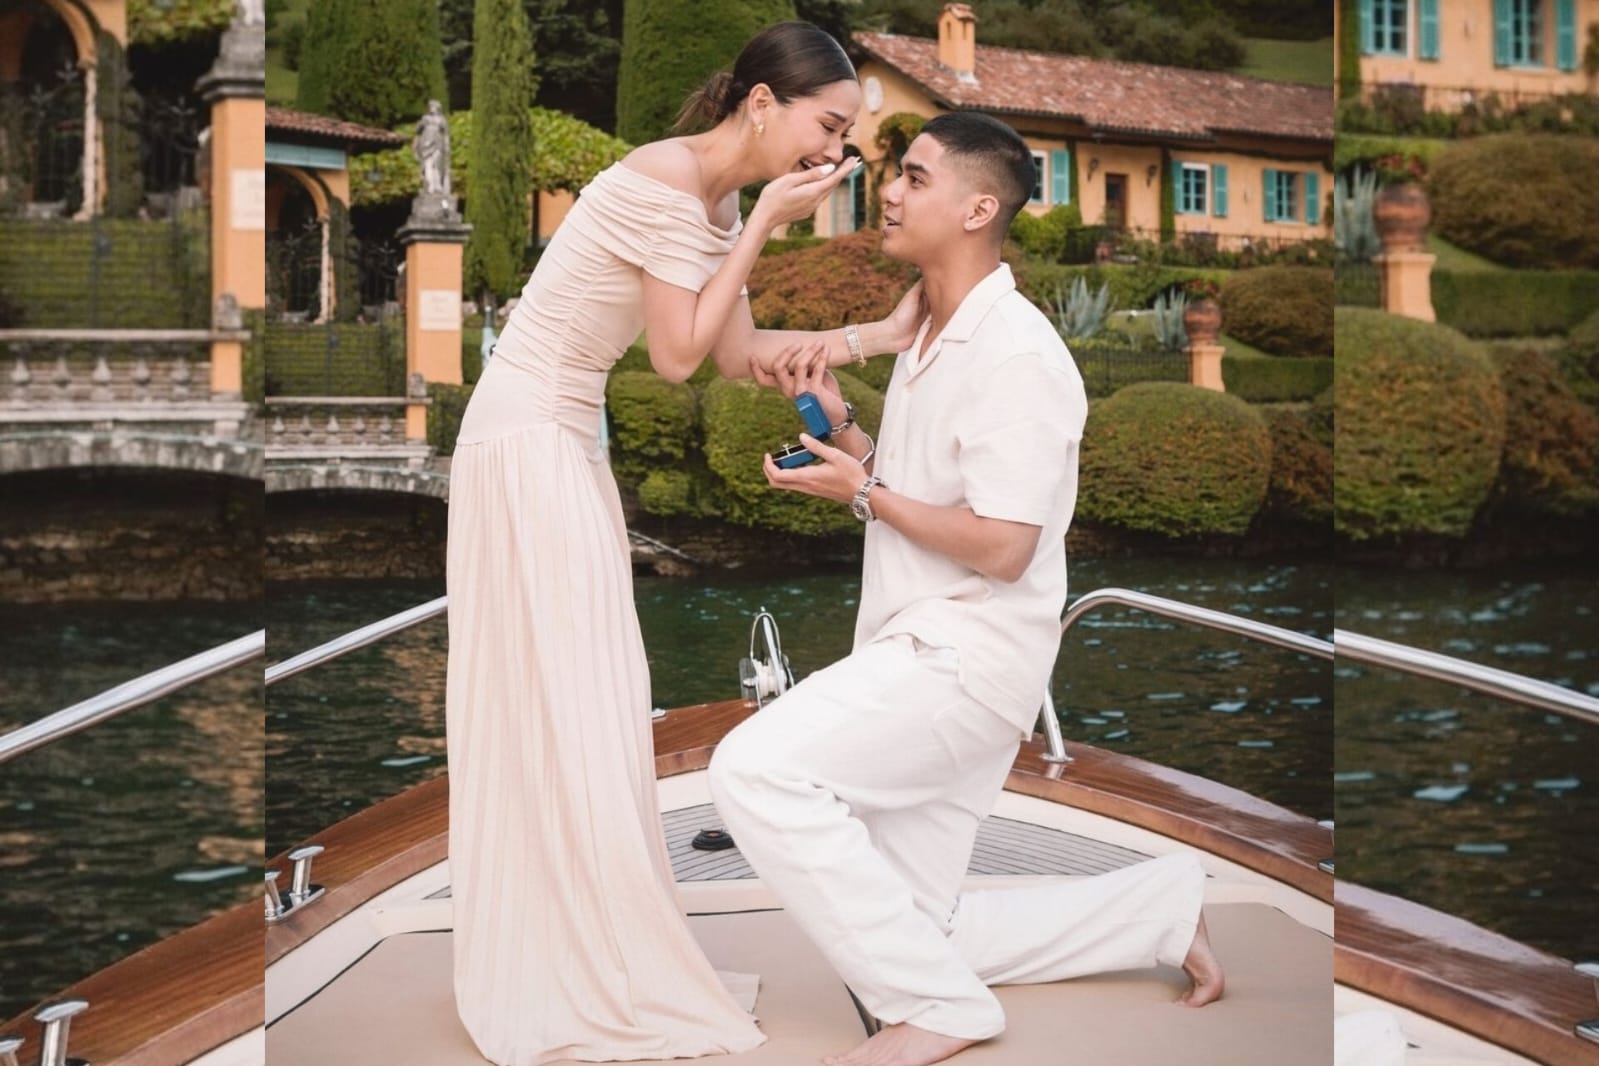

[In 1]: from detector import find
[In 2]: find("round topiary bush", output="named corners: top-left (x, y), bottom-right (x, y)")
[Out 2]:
top-left (747, 230), bottom-right (920, 335)
top-left (1486, 344), bottom-right (1599, 517)
top-left (605, 371), bottom-right (697, 462)
top-left (1261, 406), bottom-right (1333, 525)
top-left (1306, 385), bottom-right (1334, 449)
top-left (1218, 266), bottom-right (1334, 357)
top-left (700, 375), bottom-right (885, 536)
top-left (1078, 382), bottom-right (1272, 537)
top-left (1334, 308), bottom-right (1506, 540)
top-left (1429, 134), bottom-right (1599, 269)
top-left (1560, 307), bottom-right (1599, 409)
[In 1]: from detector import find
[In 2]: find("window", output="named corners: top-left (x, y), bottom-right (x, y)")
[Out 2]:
top-left (1029, 151), bottom-right (1046, 204)
top-left (829, 161), bottom-right (865, 235)
top-left (1265, 170), bottom-right (1298, 222)
top-left (1178, 163), bottom-right (1208, 214)
top-left (1509, 0), bottom-right (1544, 64)
top-left (1362, 0), bottom-right (1408, 55)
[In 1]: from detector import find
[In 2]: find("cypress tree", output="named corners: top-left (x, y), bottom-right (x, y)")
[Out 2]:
top-left (300, 0), bottom-right (447, 127)
top-left (616, 0), bottom-right (796, 146)
top-left (465, 0), bottom-right (537, 300)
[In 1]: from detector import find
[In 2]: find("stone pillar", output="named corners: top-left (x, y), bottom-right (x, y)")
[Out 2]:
top-left (1187, 343), bottom-right (1226, 392)
top-left (197, 7), bottom-right (266, 399)
top-left (1375, 251), bottom-right (1437, 323)
top-left (398, 207), bottom-right (471, 442)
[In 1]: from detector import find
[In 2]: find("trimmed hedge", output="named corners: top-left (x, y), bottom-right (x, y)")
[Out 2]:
top-left (427, 383), bottom-right (474, 456)
top-left (1487, 345), bottom-right (1599, 517)
top-left (1222, 356), bottom-right (1334, 403)
top-left (263, 323), bottom-right (405, 396)
top-left (1261, 406), bottom-right (1333, 526)
top-left (0, 218), bottom-right (209, 328)
top-left (605, 371), bottom-right (699, 484)
top-left (1561, 308), bottom-right (1599, 408)
top-left (1432, 270), bottom-right (1599, 338)
top-left (1334, 262), bottom-right (1380, 308)
top-left (1078, 382), bottom-right (1272, 537)
top-left (1218, 266), bottom-right (1334, 357)
top-left (243, 309), bottom-right (266, 406)
top-left (1307, 386), bottom-right (1334, 449)
top-left (1334, 308), bottom-right (1506, 540)
top-left (1429, 135), bottom-right (1599, 270)
top-left (1008, 204), bottom-right (1083, 260)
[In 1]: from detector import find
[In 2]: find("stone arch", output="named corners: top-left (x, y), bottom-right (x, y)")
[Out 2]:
top-left (0, 430), bottom-right (262, 480)
top-left (266, 463), bottom-right (451, 500)
top-left (0, 0), bottom-right (103, 216)
top-left (267, 163), bottom-right (335, 321)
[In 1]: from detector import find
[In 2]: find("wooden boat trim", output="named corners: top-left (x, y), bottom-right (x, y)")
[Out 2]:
top-left (0, 901), bottom-right (261, 1066)
top-left (1335, 881), bottom-right (1593, 1066)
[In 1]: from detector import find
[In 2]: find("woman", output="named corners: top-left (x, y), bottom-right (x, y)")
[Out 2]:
top-left (445, 21), bottom-right (924, 1066)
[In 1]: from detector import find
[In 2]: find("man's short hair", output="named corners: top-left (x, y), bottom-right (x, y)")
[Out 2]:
top-left (920, 112), bottom-right (1035, 234)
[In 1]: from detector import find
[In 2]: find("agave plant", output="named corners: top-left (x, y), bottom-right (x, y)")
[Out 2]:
top-left (1052, 277), bottom-right (1112, 341)
top-left (1335, 166), bottom-right (1380, 263)
top-left (1151, 288), bottom-right (1188, 352)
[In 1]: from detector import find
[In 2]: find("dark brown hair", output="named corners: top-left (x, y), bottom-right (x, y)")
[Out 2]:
top-left (921, 111), bottom-right (1036, 234)
top-left (673, 22), bottom-right (856, 134)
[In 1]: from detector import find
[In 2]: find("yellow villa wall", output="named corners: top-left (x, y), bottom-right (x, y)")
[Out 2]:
top-left (1359, 0), bottom-right (1599, 99)
top-left (822, 59), bottom-right (1331, 241)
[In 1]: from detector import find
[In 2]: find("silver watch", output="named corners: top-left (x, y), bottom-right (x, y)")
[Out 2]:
top-left (850, 475), bottom-right (884, 522)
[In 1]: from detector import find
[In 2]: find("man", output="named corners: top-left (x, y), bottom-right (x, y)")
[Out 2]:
top-left (709, 112), bottom-right (1224, 1066)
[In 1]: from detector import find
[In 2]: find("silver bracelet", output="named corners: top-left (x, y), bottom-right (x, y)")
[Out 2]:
top-left (858, 429), bottom-right (876, 467)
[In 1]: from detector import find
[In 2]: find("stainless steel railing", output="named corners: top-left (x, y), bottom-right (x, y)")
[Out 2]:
top-left (1333, 628), bottom-right (1599, 727)
top-left (265, 596), bottom-right (447, 686)
top-left (1038, 587), bottom-right (1336, 763)
top-left (0, 631), bottom-right (264, 765)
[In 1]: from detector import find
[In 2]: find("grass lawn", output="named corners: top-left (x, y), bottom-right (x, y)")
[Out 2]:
top-left (1236, 37), bottom-right (1333, 86)
top-left (1426, 233), bottom-right (1509, 273)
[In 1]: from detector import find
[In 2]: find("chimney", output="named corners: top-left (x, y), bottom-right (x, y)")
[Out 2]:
top-left (938, 3), bottom-right (977, 79)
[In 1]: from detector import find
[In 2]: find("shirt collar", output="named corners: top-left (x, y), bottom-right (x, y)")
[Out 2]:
top-left (903, 263), bottom-right (1016, 378)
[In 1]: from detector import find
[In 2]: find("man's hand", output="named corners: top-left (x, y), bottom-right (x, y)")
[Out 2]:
top-left (881, 280), bottom-right (927, 353)
top-left (762, 432), bottom-right (867, 504)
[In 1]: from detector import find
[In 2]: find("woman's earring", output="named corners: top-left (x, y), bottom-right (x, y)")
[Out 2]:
top-left (755, 121), bottom-right (765, 137)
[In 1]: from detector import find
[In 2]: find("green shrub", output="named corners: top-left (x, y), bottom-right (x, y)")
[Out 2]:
top-left (1486, 345), bottom-right (1599, 517)
top-left (1560, 308), bottom-right (1599, 408)
top-left (1222, 356), bottom-right (1334, 403)
top-left (700, 378), bottom-right (861, 536)
top-left (427, 383), bottom-right (474, 455)
top-left (605, 371), bottom-right (698, 484)
top-left (1307, 385), bottom-right (1334, 449)
top-left (242, 309), bottom-right (266, 406)
top-left (1429, 135), bottom-right (1599, 269)
top-left (1008, 204), bottom-right (1083, 260)
top-left (747, 230), bottom-right (919, 333)
top-left (1334, 262), bottom-right (1381, 307)
top-left (1218, 266), bottom-right (1334, 358)
top-left (1333, 308), bottom-right (1506, 540)
top-left (1078, 382), bottom-right (1271, 537)
top-left (1431, 270), bottom-right (1599, 338)
top-left (1261, 406), bottom-right (1333, 526)
top-left (263, 323), bottom-right (405, 395)
top-left (128, 0), bottom-right (234, 43)
top-left (0, 218), bottom-right (208, 328)
top-left (1333, 134), bottom-right (1447, 174)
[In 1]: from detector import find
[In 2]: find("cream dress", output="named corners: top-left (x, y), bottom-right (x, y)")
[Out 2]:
top-left (445, 164), bottom-right (765, 1064)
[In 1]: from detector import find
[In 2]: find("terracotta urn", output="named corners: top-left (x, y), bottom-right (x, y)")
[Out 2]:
top-left (1182, 298), bottom-right (1222, 346)
top-left (1373, 181), bottom-right (1431, 253)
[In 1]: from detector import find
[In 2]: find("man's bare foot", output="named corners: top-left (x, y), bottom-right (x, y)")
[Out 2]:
top-left (821, 1022), bottom-right (980, 1066)
top-left (1178, 910), bottom-right (1226, 1007)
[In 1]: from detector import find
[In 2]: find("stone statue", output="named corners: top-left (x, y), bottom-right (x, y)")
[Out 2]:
top-left (237, 0), bottom-right (264, 25)
top-left (414, 101), bottom-right (451, 200)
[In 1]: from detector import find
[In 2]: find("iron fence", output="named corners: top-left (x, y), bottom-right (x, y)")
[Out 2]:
top-left (1060, 225), bottom-right (1334, 268)
top-left (263, 320), bottom-right (405, 398)
top-left (1069, 342), bottom-right (1190, 399)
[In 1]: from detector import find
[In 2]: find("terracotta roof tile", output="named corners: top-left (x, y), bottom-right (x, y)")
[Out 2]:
top-left (265, 107), bottom-right (407, 148)
top-left (853, 32), bottom-right (1333, 144)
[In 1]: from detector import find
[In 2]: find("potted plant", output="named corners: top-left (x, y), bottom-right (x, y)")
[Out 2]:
top-left (1370, 152), bottom-right (1430, 253)
top-left (1180, 278), bottom-right (1222, 345)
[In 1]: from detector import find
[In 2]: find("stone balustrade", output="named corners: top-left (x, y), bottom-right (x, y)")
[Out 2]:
top-left (264, 396), bottom-right (430, 468)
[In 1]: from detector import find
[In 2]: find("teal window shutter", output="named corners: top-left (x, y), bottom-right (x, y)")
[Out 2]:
top-left (1051, 149), bottom-right (1070, 204)
top-left (1212, 164), bottom-right (1228, 218)
top-left (1263, 169), bottom-right (1277, 222)
top-left (1557, 0), bottom-right (1577, 70)
top-left (1420, 0), bottom-right (1440, 58)
top-left (1305, 172), bottom-right (1321, 225)
top-left (1171, 158), bottom-right (1184, 208)
top-left (1360, 0), bottom-right (1376, 53)
top-left (1494, 0), bottom-right (1512, 64)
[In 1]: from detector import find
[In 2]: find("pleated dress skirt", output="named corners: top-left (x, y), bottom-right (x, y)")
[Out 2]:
top-left (444, 356), bottom-right (764, 1064)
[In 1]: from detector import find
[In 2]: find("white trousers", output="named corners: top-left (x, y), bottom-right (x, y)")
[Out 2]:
top-left (708, 636), bottom-right (1206, 1040)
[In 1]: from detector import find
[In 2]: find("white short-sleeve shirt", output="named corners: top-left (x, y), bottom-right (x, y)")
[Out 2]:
top-left (854, 263), bottom-right (1089, 731)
